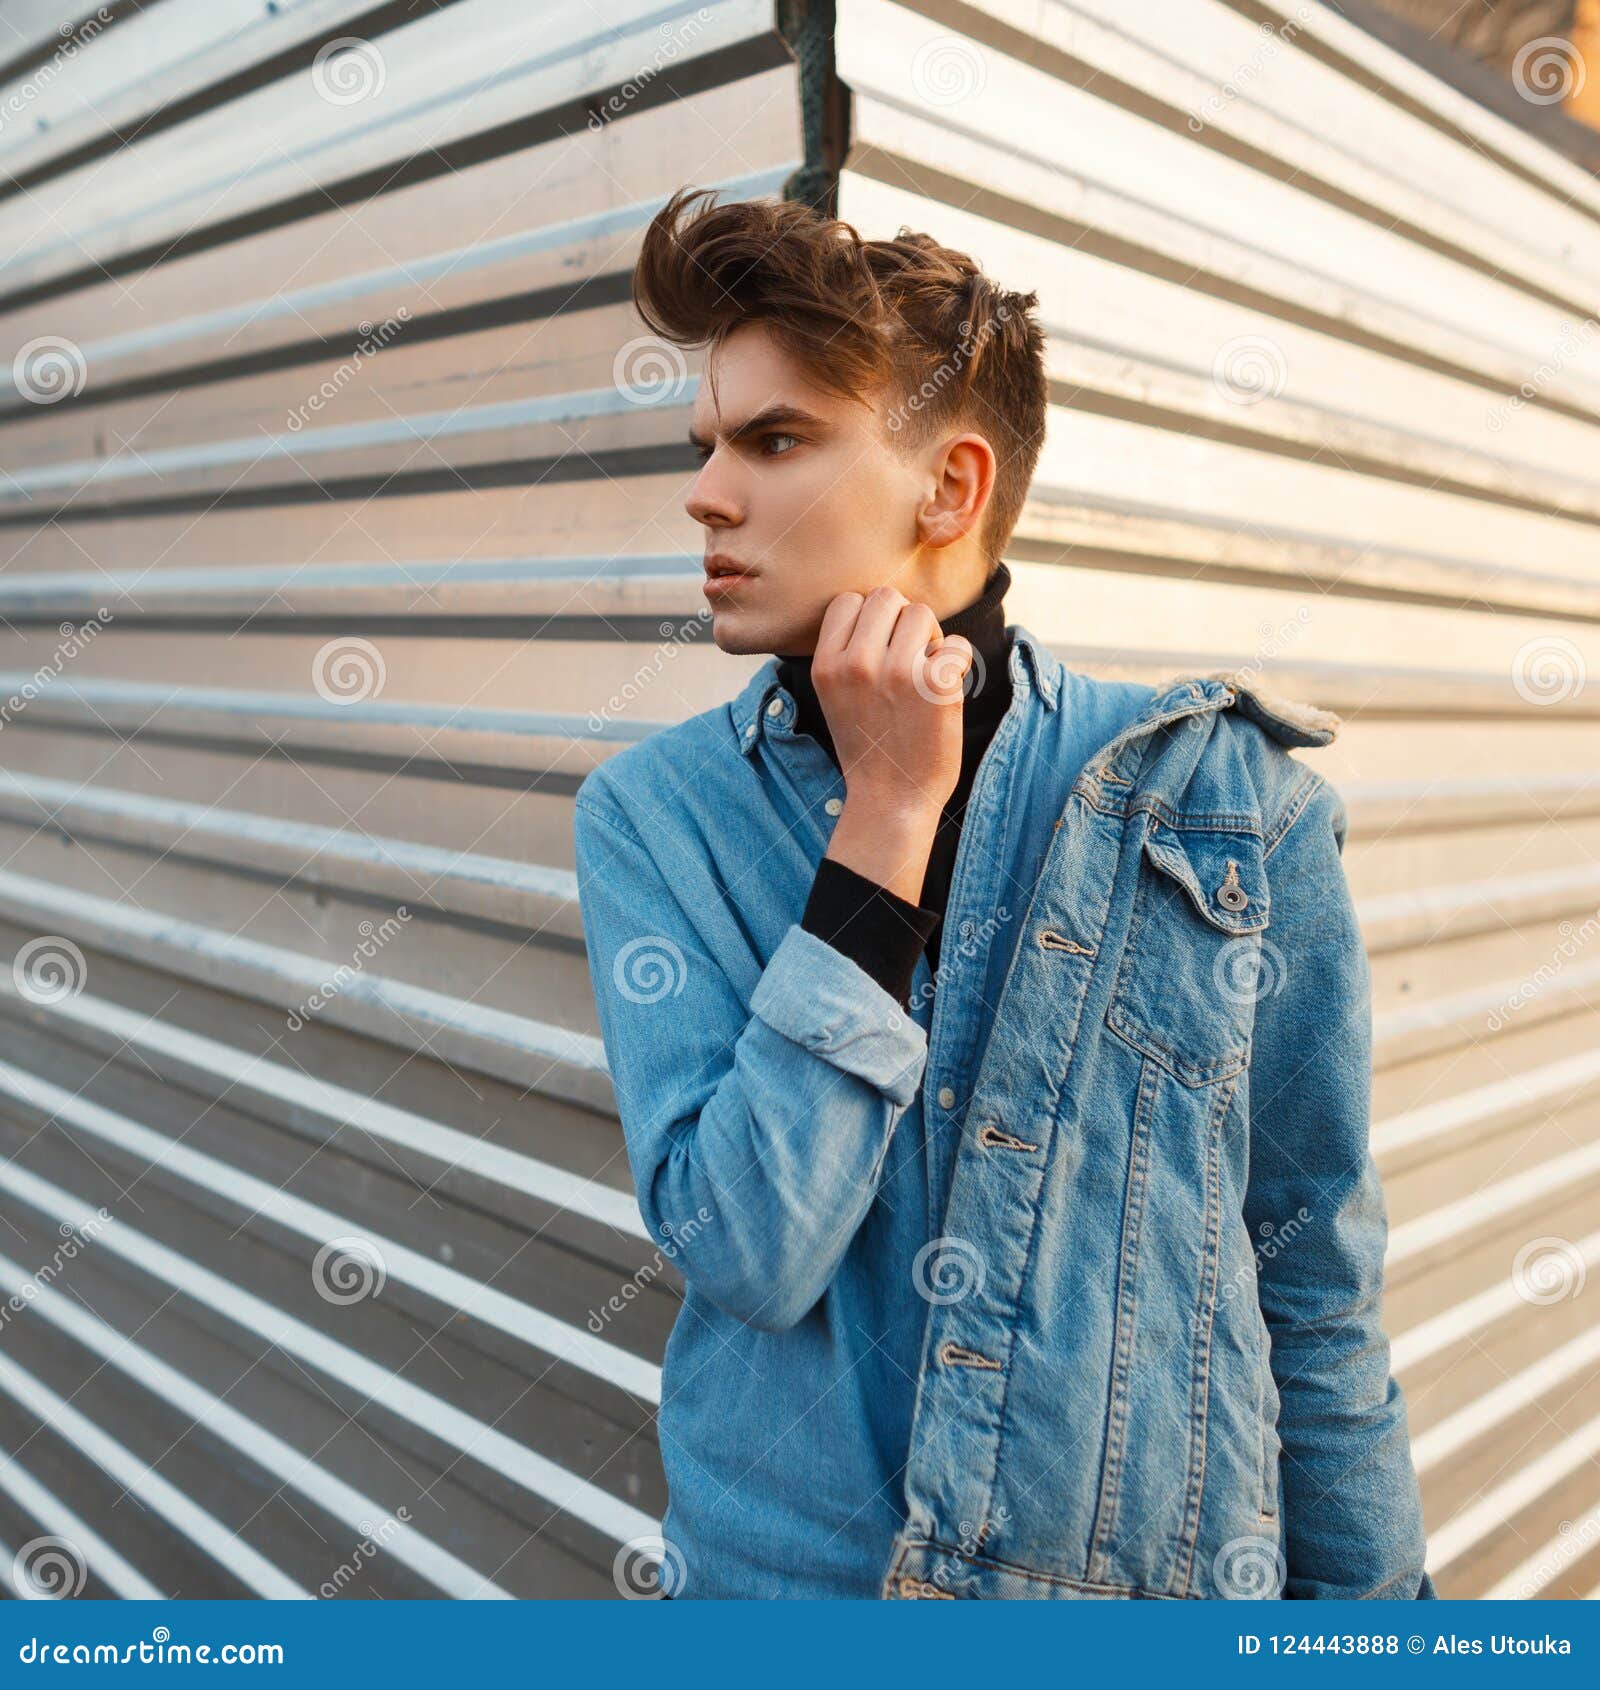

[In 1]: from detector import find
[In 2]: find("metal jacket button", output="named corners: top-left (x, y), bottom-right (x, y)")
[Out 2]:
top-left (1216, 858), bottom-right (1249, 911)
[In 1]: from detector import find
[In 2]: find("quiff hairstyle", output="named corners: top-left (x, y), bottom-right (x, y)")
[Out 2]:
top-left (632, 186), bottom-right (1048, 577)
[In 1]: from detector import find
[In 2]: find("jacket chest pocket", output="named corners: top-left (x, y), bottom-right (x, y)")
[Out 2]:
top-left (1105, 817), bottom-right (1271, 1088)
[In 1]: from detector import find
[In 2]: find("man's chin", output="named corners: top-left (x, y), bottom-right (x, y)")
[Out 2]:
top-left (707, 613), bottom-right (776, 657)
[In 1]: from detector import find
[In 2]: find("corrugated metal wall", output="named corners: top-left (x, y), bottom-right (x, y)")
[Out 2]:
top-left (0, 0), bottom-right (1595, 1599)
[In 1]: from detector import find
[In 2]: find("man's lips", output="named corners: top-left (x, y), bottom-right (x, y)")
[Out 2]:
top-left (703, 554), bottom-right (754, 579)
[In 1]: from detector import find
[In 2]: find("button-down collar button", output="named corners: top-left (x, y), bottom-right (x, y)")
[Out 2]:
top-left (743, 722), bottom-right (756, 738)
top-left (824, 797), bottom-right (843, 815)
top-left (937, 1085), bottom-right (956, 1109)
top-left (766, 697), bottom-right (784, 716)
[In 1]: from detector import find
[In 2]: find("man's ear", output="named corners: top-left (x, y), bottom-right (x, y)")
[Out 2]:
top-left (916, 433), bottom-right (995, 549)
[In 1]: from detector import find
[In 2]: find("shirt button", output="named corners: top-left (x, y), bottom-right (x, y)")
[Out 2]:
top-left (824, 797), bottom-right (843, 816)
top-left (743, 723), bottom-right (755, 738)
top-left (937, 1086), bottom-right (956, 1109)
top-left (766, 697), bottom-right (784, 716)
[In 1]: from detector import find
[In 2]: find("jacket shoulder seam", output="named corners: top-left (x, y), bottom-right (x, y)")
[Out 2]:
top-left (1262, 766), bottom-right (1326, 860)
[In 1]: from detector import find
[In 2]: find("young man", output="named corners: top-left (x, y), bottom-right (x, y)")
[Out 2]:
top-left (574, 187), bottom-right (1435, 1602)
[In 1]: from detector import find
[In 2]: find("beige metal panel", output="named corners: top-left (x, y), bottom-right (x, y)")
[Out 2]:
top-left (0, 723), bottom-right (593, 873)
top-left (0, 0), bottom-right (387, 178)
top-left (0, 0), bottom-right (783, 293)
top-left (1017, 0), bottom-right (1600, 290)
top-left (0, 78), bottom-right (799, 385)
top-left (0, 474), bottom-right (728, 580)
top-left (838, 41), bottom-right (1600, 408)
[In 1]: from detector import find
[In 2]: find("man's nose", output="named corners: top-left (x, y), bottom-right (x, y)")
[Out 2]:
top-left (685, 455), bottom-right (741, 527)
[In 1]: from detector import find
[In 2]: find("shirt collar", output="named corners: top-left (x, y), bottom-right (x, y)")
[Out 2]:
top-left (731, 572), bottom-right (1062, 757)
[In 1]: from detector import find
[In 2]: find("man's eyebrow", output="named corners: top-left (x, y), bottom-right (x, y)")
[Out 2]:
top-left (687, 404), bottom-right (826, 450)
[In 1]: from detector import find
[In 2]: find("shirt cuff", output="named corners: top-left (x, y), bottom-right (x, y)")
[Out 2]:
top-left (801, 855), bottom-right (939, 1011)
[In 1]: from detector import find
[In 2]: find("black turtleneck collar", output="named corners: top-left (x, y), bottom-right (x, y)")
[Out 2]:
top-left (775, 561), bottom-right (1014, 766)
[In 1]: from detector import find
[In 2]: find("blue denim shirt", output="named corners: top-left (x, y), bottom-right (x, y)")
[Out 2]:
top-left (573, 625), bottom-right (1436, 1601)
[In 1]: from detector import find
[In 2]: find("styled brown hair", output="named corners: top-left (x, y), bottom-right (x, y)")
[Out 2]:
top-left (632, 186), bottom-right (1048, 576)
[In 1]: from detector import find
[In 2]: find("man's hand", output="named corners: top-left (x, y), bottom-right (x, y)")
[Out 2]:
top-left (810, 585), bottom-right (973, 907)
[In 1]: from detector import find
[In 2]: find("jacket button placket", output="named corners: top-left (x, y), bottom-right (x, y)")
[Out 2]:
top-left (901, 796), bottom-right (1113, 1560)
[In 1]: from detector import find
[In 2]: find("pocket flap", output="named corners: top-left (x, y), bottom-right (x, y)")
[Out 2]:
top-left (1143, 820), bottom-right (1270, 936)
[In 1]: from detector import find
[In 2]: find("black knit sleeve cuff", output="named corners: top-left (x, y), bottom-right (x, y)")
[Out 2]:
top-left (801, 855), bottom-right (939, 1010)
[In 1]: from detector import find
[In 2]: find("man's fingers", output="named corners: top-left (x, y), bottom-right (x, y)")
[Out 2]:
top-left (916, 634), bottom-right (973, 704)
top-left (815, 590), bottom-right (865, 660)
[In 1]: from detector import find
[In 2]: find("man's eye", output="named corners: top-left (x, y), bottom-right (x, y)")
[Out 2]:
top-left (764, 432), bottom-right (800, 455)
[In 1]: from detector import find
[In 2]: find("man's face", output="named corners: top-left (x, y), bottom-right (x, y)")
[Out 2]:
top-left (684, 321), bottom-right (927, 656)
